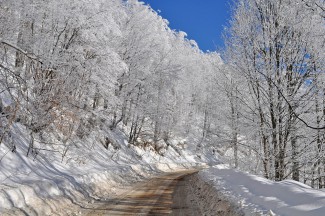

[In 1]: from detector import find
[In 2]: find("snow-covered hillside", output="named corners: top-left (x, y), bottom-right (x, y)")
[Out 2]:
top-left (0, 122), bottom-right (213, 215)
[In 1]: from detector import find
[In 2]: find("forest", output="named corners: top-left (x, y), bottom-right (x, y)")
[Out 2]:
top-left (0, 0), bottom-right (324, 191)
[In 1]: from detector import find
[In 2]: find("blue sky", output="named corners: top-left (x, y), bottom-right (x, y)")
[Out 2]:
top-left (141, 0), bottom-right (232, 52)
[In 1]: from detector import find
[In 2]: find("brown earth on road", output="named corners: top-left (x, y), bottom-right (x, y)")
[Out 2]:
top-left (84, 169), bottom-right (242, 216)
top-left (85, 170), bottom-right (199, 215)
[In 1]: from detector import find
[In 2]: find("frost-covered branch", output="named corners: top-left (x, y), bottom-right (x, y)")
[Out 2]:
top-left (0, 40), bottom-right (42, 63)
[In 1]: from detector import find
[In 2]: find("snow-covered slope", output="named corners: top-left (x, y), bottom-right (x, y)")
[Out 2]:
top-left (0, 122), bottom-right (209, 215)
top-left (199, 164), bottom-right (325, 216)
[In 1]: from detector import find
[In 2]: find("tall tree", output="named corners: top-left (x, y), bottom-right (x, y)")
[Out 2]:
top-left (225, 0), bottom-right (325, 182)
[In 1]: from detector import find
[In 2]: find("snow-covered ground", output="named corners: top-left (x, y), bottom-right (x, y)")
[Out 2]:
top-left (0, 122), bottom-right (211, 215)
top-left (2, 123), bottom-right (325, 216)
top-left (199, 164), bottom-right (325, 216)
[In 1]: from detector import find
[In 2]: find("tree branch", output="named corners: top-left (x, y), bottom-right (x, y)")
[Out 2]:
top-left (257, 70), bottom-right (325, 130)
top-left (0, 40), bottom-right (43, 64)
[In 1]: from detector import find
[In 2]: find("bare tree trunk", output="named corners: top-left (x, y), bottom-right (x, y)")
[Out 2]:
top-left (291, 128), bottom-right (299, 181)
top-left (154, 71), bottom-right (163, 145)
top-left (230, 87), bottom-right (238, 168)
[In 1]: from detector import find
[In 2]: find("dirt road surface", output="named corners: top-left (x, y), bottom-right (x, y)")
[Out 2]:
top-left (84, 169), bottom-right (242, 216)
top-left (84, 170), bottom-right (200, 215)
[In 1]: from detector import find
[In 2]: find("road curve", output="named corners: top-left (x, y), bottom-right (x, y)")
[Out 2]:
top-left (85, 170), bottom-right (201, 216)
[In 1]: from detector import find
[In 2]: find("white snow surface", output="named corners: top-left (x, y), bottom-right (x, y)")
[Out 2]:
top-left (3, 123), bottom-right (325, 216)
top-left (0, 123), bottom-right (210, 215)
top-left (200, 164), bottom-right (325, 216)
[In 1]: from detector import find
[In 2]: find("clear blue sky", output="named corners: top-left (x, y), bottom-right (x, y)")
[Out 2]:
top-left (141, 0), bottom-right (233, 52)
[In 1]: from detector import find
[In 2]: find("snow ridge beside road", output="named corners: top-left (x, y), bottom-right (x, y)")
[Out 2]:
top-left (186, 173), bottom-right (244, 216)
top-left (0, 123), bottom-right (210, 215)
top-left (199, 164), bottom-right (325, 216)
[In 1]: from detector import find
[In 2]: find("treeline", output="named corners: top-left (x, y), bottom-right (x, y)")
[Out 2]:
top-left (224, 0), bottom-right (325, 188)
top-left (0, 1), bottom-right (225, 159)
top-left (1, 0), bottom-right (324, 189)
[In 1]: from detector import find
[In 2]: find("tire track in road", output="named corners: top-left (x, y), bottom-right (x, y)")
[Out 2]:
top-left (85, 170), bottom-right (201, 216)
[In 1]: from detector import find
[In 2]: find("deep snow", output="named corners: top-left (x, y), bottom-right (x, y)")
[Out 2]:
top-left (1, 123), bottom-right (325, 215)
top-left (0, 122), bottom-right (211, 215)
top-left (199, 164), bottom-right (325, 216)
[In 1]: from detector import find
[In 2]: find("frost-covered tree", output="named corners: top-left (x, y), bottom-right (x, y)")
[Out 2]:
top-left (0, 0), bottom-right (126, 155)
top-left (224, 0), bottom-right (325, 184)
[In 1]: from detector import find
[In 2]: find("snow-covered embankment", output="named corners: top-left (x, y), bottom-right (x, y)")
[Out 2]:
top-left (198, 164), bottom-right (325, 216)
